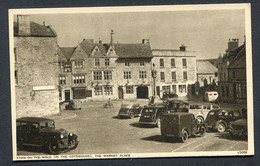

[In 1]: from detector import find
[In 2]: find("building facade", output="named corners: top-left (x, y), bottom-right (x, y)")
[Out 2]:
top-left (152, 45), bottom-right (197, 97)
top-left (196, 60), bottom-right (218, 87)
top-left (14, 15), bottom-right (60, 118)
top-left (217, 39), bottom-right (246, 103)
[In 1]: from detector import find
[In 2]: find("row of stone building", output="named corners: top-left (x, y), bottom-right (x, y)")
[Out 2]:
top-left (13, 15), bottom-right (219, 117)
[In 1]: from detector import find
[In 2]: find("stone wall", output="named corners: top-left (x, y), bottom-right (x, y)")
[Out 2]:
top-left (14, 37), bottom-right (60, 118)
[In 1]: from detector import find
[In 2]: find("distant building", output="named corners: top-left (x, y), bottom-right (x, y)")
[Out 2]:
top-left (152, 45), bottom-right (197, 97)
top-left (196, 60), bottom-right (218, 87)
top-left (217, 39), bottom-right (246, 103)
top-left (14, 15), bottom-right (60, 117)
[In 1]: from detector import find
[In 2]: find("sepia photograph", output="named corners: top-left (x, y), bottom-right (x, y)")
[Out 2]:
top-left (9, 4), bottom-right (253, 161)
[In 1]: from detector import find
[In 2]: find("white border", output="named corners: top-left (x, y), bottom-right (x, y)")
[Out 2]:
top-left (9, 3), bottom-right (254, 161)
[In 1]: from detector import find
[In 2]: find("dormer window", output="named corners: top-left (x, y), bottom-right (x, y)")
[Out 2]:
top-left (95, 58), bottom-right (100, 66)
top-left (95, 48), bottom-right (98, 52)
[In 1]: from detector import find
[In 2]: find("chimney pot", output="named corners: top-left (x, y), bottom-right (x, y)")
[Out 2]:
top-left (142, 39), bottom-right (149, 44)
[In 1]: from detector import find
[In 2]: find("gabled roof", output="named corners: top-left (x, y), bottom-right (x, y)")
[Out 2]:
top-left (196, 60), bottom-right (218, 74)
top-left (60, 47), bottom-right (76, 60)
top-left (229, 45), bottom-right (246, 69)
top-left (79, 40), bottom-right (94, 55)
top-left (114, 43), bottom-right (152, 58)
top-left (14, 22), bottom-right (56, 37)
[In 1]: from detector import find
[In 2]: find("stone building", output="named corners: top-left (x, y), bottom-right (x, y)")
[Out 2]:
top-left (151, 45), bottom-right (197, 97)
top-left (217, 39), bottom-right (246, 103)
top-left (196, 60), bottom-right (218, 87)
top-left (14, 15), bottom-right (60, 118)
top-left (57, 36), bottom-right (153, 101)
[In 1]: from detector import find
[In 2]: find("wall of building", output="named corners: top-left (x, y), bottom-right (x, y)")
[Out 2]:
top-left (151, 50), bottom-right (196, 97)
top-left (14, 37), bottom-right (60, 118)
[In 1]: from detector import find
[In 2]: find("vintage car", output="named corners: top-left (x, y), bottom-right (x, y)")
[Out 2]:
top-left (139, 105), bottom-right (166, 127)
top-left (229, 108), bottom-right (247, 138)
top-left (118, 103), bottom-right (143, 119)
top-left (160, 113), bottom-right (206, 142)
top-left (165, 100), bottom-right (189, 113)
top-left (161, 92), bottom-right (178, 101)
top-left (65, 100), bottom-right (82, 110)
top-left (188, 103), bottom-right (220, 124)
top-left (203, 91), bottom-right (219, 102)
top-left (16, 117), bottom-right (79, 154)
top-left (204, 108), bottom-right (242, 132)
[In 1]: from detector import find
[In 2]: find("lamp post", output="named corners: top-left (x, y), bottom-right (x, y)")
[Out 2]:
top-left (151, 63), bottom-right (157, 96)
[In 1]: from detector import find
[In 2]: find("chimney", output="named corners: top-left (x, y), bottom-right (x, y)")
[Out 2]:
top-left (180, 44), bottom-right (186, 51)
top-left (43, 21), bottom-right (46, 26)
top-left (17, 15), bottom-right (31, 36)
top-left (228, 38), bottom-right (239, 50)
top-left (142, 39), bottom-right (149, 44)
top-left (98, 38), bottom-right (102, 44)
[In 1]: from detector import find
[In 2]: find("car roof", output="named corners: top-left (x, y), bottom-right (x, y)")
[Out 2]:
top-left (166, 99), bottom-right (188, 103)
top-left (16, 117), bottom-right (54, 123)
top-left (164, 112), bottom-right (193, 116)
top-left (209, 108), bottom-right (238, 112)
top-left (144, 105), bottom-right (165, 108)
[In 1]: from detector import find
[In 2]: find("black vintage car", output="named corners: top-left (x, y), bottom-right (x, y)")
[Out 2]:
top-left (160, 113), bottom-right (206, 142)
top-left (229, 108), bottom-right (247, 138)
top-left (139, 105), bottom-right (166, 127)
top-left (16, 117), bottom-right (79, 154)
top-left (118, 103), bottom-right (143, 119)
top-left (204, 108), bottom-right (242, 133)
top-left (164, 99), bottom-right (189, 113)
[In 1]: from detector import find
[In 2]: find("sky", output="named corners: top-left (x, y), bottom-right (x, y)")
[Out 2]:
top-left (25, 9), bottom-right (245, 59)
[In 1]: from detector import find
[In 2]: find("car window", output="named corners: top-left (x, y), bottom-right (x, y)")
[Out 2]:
top-left (207, 106), bottom-right (211, 110)
top-left (213, 105), bottom-right (220, 109)
top-left (203, 106), bottom-right (206, 109)
top-left (143, 109), bottom-right (154, 113)
top-left (214, 93), bottom-right (217, 95)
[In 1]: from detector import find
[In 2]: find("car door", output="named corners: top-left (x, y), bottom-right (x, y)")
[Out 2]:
top-left (28, 123), bottom-right (42, 145)
top-left (191, 114), bottom-right (197, 135)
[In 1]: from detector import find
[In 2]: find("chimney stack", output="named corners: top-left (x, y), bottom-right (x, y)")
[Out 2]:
top-left (17, 15), bottom-right (31, 36)
top-left (99, 38), bottom-right (102, 44)
top-left (228, 38), bottom-right (239, 50)
top-left (142, 39), bottom-right (149, 44)
top-left (180, 44), bottom-right (186, 51)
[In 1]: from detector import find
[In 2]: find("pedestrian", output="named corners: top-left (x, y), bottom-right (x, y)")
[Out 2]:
top-left (108, 98), bottom-right (112, 108)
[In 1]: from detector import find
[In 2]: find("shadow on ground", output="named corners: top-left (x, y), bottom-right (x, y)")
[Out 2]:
top-left (214, 132), bottom-right (248, 142)
top-left (141, 135), bottom-right (181, 143)
top-left (130, 122), bottom-right (158, 128)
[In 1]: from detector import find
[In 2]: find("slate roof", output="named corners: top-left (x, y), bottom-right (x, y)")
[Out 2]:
top-left (14, 22), bottom-right (56, 37)
top-left (60, 47), bottom-right (76, 60)
top-left (114, 44), bottom-right (152, 58)
top-left (196, 60), bottom-right (218, 74)
top-left (79, 40), bottom-right (94, 55)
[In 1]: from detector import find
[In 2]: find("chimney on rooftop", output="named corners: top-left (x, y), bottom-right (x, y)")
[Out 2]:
top-left (99, 38), bottom-right (102, 44)
top-left (17, 15), bottom-right (30, 36)
top-left (142, 39), bottom-right (149, 44)
top-left (228, 38), bottom-right (239, 50)
top-left (179, 44), bottom-right (186, 51)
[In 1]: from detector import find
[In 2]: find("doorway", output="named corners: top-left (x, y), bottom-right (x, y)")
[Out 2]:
top-left (65, 90), bottom-right (70, 102)
top-left (156, 86), bottom-right (160, 97)
top-left (118, 86), bottom-right (124, 99)
top-left (137, 86), bottom-right (148, 99)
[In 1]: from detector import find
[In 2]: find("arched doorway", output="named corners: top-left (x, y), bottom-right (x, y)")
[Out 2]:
top-left (137, 86), bottom-right (148, 99)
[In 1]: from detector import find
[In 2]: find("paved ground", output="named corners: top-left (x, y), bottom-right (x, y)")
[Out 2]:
top-left (17, 98), bottom-right (248, 155)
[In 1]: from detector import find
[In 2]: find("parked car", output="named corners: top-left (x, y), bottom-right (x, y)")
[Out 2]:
top-left (160, 112), bottom-right (206, 142)
top-left (118, 103), bottom-right (143, 119)
top-left (204, 108), bottom-right (242, 132)
top-left (203, 91), bottom-right (219, 102)
top-left (16, 117), bottom-right (79, 154)
top-left (229, 108), bottom-right (247, 138)
top-left (161, 92), bottom-right (178, 101)
top-left (65, 100), bottom-right (82, 110)
top-left (165, 100), bottom-right (189, 113)
top-left (188, 103), bottom-right (220, 123)
top-left (139, 105), bottom-right (166, 127)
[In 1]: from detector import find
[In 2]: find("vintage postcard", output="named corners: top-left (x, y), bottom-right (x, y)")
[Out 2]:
top-left (9, 4), bottom-right (254, 161)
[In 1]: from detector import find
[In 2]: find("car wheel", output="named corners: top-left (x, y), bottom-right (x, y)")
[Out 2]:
top-left (48, 142), bottom-right (61, 155)
top-left (196, 116), bottom-right (204, 124)
top-left (129, 111), bottom-right (134, 119)
top-left (181, 130), bottom-right (189, 143)
top-left (69, 138), bottom-right (79, 150)
top-left (156, 119), bottom-right (161, 128)
top-left (199, 126), bottom-right (206, 137)
top-left (217, 122), bottom-right (226, 133)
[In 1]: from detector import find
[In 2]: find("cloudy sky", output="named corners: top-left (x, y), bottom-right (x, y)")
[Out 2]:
top-left (27, 8), bottom-right (245, 59)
